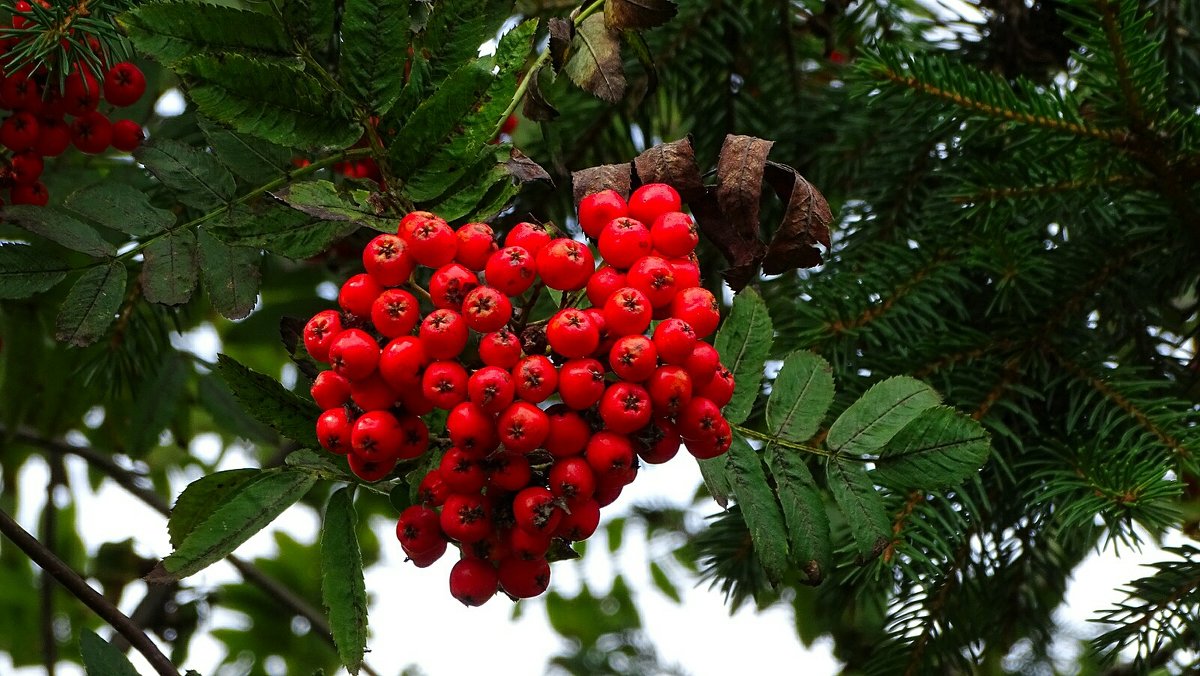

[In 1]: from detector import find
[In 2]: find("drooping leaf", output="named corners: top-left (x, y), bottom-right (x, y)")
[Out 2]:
top-left (168, 468), bottom-right (262, 548)
top-left (605, 0), bottom-right (678, 30)
top-left (177, 53), bottom-right (361, 148)
top-left (80, 628), bottom-right (139, 676)
top-left (826, 376), bottom-right (941, 457)
top-left (342, 0), bottom-right (411, 114)
top-left (388, 59), bottom-right (495, 179)
top-left (141, 230), bottom-right (198, 306)
top-left (128, 353), bottom-right (189, 455)
top-left (713, 287), bottom-right (773, 425)
top-left (632, 136), bottom-right (705, 200)
top-left (565, 14), bottom-right (625, 103)
top-left (214, 353), bottom-right (321, 448)
top-left (547, 17), bottom-right (574, 72)
top-left (201, 118), bottom-right (294, 185)
top-left (4, 206), bottom-right (116, 258)
top-left (64, 184), bottom-right (174, 237)
top-left (826, 457), bottom-right (890, 563)
top-left (155, 468), bottom-right (317, 580)
top-left (208, 206), bottom-right (358, 260)
top-left (764, 443), bottom-right (831, 584)
top-left (522, 65), bottom-right (559, 121)
top-left (418, 0), bottom-right (512, 81)
top-left (321, 487), bottom-right (368, 675)
top-left (55, 261), bottom-right (126, 347)
top-left (872, 406), bottom-right (991, 488)
top-left (762, 161), bottom-right (832, 274)
top-left (766, 350), bottom-right (835, 443)
top-left (273, 181), bottom-right (393, 232)
top-left (726, 436), bottom-right (789, 582)
top-left (198, 229), bottom-right (262, 320)
top-left (135, 139), bottom-right (236, 211)
top-left (572, 162), bottom-right (632, 204)
top-left (697, 454), bottom-right (734, 507)
top-left (0, 243), bottom-right (69, 299)
top-left (120, 2), bottom-right (294, 66)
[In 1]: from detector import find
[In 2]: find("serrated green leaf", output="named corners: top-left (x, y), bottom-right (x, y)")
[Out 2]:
top-left (4, 206), bottom-right (116, 258)
top-left (178, 53), bottom-right (361, 148)
top-left (142, 230), bottom-right (198, 306)
top-left (727, 436), bottom-right (789, 582)
top-left (273, 181), bottom-right (393, 232)
top-left (198, 229), bottom-right (262, 320)
top-left (55, 261), bottom-right (126, 346)
top-left (416, 147), bottom-right (510, 220)
top-left (713, 287), bottom-right (773, 425)
top-left (214, 353), bottom-right (321, 447)
top-left (342, 0), bottom-right (410, 114)
top-left (129, 353), bottom-right (189, 456)
top-left (208, 206), bottom-right (358, 260)
top-left (766, 350), bottom-right (834, 443)
top-left (764, 442), bottom-right (831, 584)
top-left (826, 376), bottom-right (941, 457)
top-left (135, 139), bottom-right (236, 210)
top-left (419, 0), bottom-right (512, 81)
top-left (565, 14), bottom-right (625, 102)
top-left (65, 184), bottom-right (175, 237)
top-left (321, 487), bottom-right (368, 675)
top-left (80, 628), bottom-right (139, 676)
top-left (389, 59), bottom-right (495, 179)
top-left (285, 449), bottom-right (343, 480)
top-left (196, 374), bottom-right (276, 443)
top-left (649, 561), bottom-right (681, 603)
top-left (0, 243), bottom-right (69, 299)
top-left (872, 406), bottom-right (990, 488)
top-left (826, 456), bottom-right (889, 563)
top-left (157, 468), bottom-right (317, 580)
top-left (201, 118), bottom-right (293, 185)
top-left (168, 468), bottom-right (261, 548)
top-left (120, 2), bottom-right (293, 66)
top-left (697, 454), bottom-right (734, 507)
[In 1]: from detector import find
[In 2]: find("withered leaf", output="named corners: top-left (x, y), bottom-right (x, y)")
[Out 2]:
top-left (564, 14), bottom-right (625, 103)
top-left (522, 65), bottom-right (560, 122)
top-left (762, 161), bottom-right (831, 273)
top-left (573, 163), bottom-right (633, 204)
top-left (548, 17), bottom-right (574, 72)
top-left (623, 29), bottom-right (659, 98)
top-left (717, 135), bottom-right (774, 243)
top-left (506, 148), bottom-right (553, 184)
top-left (605, 0), bottom-right (678, 30)
top-left (632, 136), bottom-right (703, 201)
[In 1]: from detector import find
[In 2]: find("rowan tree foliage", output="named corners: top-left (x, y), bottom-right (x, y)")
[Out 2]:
top-left (0, 0), bottom-right (1196, 675)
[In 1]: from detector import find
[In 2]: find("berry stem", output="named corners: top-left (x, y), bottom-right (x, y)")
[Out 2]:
top-left (515, 281), bottom-right (544, 332)
top-left (730, 423), bottom-right (832, 457)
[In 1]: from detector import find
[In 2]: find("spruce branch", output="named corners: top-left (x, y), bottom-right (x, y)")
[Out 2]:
top-left (951, 174), bottom-right (1152, 204)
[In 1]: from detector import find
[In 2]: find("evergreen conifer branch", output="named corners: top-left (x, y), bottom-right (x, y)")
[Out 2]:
top-left (1091, 545), bottom-right (1200, 664)
top-left (952, 174), bottom-right (1152, 204)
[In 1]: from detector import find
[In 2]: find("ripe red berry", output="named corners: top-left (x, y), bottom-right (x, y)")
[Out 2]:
top-left (505, 221), bottom-right (552, 256)
top-left (421, 360), bottom-right (469, 410)
top-left (398, 211), bottom-right (436, 241)
top-left (397, 505), bottom-right (446, 555)
top-left (455, 222), bottom-right (498, 271)
top-left (303, 310), bottom-right (343, 362)
top-left (628, 183), bottom-right (682, 226)
top-left (554, 498), bottom-right (600, 541)
top-left (686, 415), bottom-right (733, 459)
top-left (626, 255), bottom-right (677, 308)
top-left (544, 404), bottom-right (592, 458)
top-left (440, 493), bottom-right (492, 544)
top-left (603, 287), bottom-right (653, 337)
top-left (671, 287), bottom-right (721, 339)
top-left (479, 328), bottom-right (523, 369)
top-left (697, 364), bottom-right (735, 407)
top-left (486, 451), bottom-right (532, 492)
top-left (110, 119), bottom-right (143, 152)
top-left (485, 246), bottom-right (537, 296)
top-left (349, 372), bottom-right (399, 411)
top-left (316, 408), bottom-right (353, 454)
top-left (651, 211), bottom-right (699, 257)
top-left (508, 527), bottom-right (551, 561)
top-left (10, 181), bottom-right (48, 206)
top-left (684, 342), bottom-right (720, 386)
top-left (646, 365), bottom-right (694, 417)
top-left (1, 70), bottom-right (40, 111)
top-left (557, 358), bottom-right (606, 410)
top-left (363, 234), bottom-right (415, 286)
top-left (408, 216), bottom-right (457, 267)
top-left (536, 238), bottom-right (595, 291)
top-left (513, 355), bottom-right (558, 403)
top-left (449, 558), bottom-right (499, 606)
top-left (405, 538), bottom-right (447, 567)
top-left (338, 273), bottom-right (384, 318)
top-left (546, 308), bottom-right (600, 359)
top-left (1, 111), bottom-right (39, 151)
top-left (71, 111), bottom-right (110, 154)
top-left (599, 382), bottom-right (653, 434)
top-left (351, 410), bottom-right (404, 461)
top-left (497, 401), bottom-right (550, 453)
top-left (593, 475), bottom-right (625, 507)
top-left (584, 431), bottom-right (636, 483)
top-left (378, 336), bottom-right (427, 389)
top-left (311, 370), bottom-right (352, 409)
top-left (439, 447), bottom-right (487, 493)
top-left (467, 366), bottom-right (516, 415)
top-left (598, 217), bottom-right (652, 270)
top-left (677, 396), bottom-right (724, 440)
top-left (446, 402), bottom-right (499, 454)
top-left (395, 414), bottom-right (430, 459)
top-left (34, 118), bottom-right (71, 157)
top-left (586, 266), bottom-right (626, 308)
top-left (498, 557), bottom-right (551, 599)
top-left (462, 285), bottom-right (513, 333)
top-left (548, 457), bottom-right (596, 501)
top-left (608, 334), bottom-right (658, 382)
top-left (348, 453), bottom-right (395, 482)
top-left (328, 328), bottom-right (380, 380)
top-left (429, 262), bottom-right (480, 311)
top-left (418, 309), bottom-right (468, 359)
top-left (9, 151), bottom-right (42, 185)
top-left (513, 486), bottom-right (563, 536)
top-left (370, 288), bottom-right (420, 338)
top-left (63, 69), bottom-right (100, 116)
top-left (578, 189), bottom-right (629, 239)
top-left (635, 417), bottom-right (682, 464)
top-left (103, 62), bottom-right (146, 107)
top-left (668, 256), bottom-right (702, 289)
top-left (417, 470), bottom-right (450, 507)
top-left (653, 318), bottom-right (698, 365)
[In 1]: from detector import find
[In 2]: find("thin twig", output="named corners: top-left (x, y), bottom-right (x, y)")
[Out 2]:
top-left (40, 457), bottom-right (65, 675)
top-left (0, 507), bottom-right (179, 676)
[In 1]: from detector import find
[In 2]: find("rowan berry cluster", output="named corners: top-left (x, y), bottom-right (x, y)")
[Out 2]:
top-left (0, 1), bottom-right (147, 206)
top-left (303, 183), bottom-right (735, 605)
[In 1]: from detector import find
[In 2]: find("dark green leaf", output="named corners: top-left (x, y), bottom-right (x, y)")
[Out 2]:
top-left (872, 406), bottom-right (991, 488)
top-left (285, 449), bottom-right (343, 479)
top-left (129, 353), bottom-right (189, 456)
top-left (64, 184), bottom-right (174, 237)
top-left (419, 0), bottom-right (512, 81)
top-left (120, 2), bottom-right (294, 66)
top-left (273, 181), bottom-right (393, 232)
top-left (342, 0), bottom-right (411, 114)
top-left (697, 455), bottom-right (734, 507)
top-left (766, 350), bottom-right (834, 443)
top-left (826, 376), bottom-right (941, 457)
top-left (156, 468), bottom-right (317, 580)
top-left (727, 436), bottom-right (789, 582)
top-left (198, 229), bottom-right (262, 320)
top-left (764, 442), bottom-right (831, 584)
top-left (606, 0), bottom-right (678, 30)
top-left (4, 206), bottom-right (116, 258)
top-left (80, 628), bottom-right (138, 676)
top-left (142, 230), bottom-right (198, 306)
top-left (208, 206), bottom-right (358, 260)
top-left (168, 468), bottom-right (261, 548)
top-left (214, 353), bottom-right (321, 447)
top-left (564, 14), bottom-right (625, 102)
top-left (135, 139), bottom-right (236, 210)
top-left (713, 287), bottom-right (774, 425)
top-left (321, 487), bottom-right (368, 675)
top-left (826, 457), bottom-right (889, 563)
top-left (196, 374), bottom-right (276, 443)
top-left (0, 243), bottom-right (69, 299)
top-left (649, 561), bottom-right (681, 603)
top-left (389, 59), bottom-right (494, 179)
top-left (55, 261), bottom-right (126, 347)
top-left (201, 118), bottom-right (294, 185)
top-left (177, 54), bottom-right (361, 148)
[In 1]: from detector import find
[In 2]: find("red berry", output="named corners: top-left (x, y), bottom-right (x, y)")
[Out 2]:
top-left (363, 234), bottom-right (415, 287)
top-left (536, 238), bottom-right (595, 291)
top-left (408, 216), bottom-right (457, 267)
top-left (395, 414), bottom-right (430, 459)
top-left (400, 387), bottom-right (436, 417)
top-left (110, 119), bottom-right (143, 152)
top-left (455, 222), bottom-right (498, 271)
top-left (417, 470), bottom-right (450, 507)
top-left (304, 310), bottom-right (343, 362)
top-left (71, 111), bottom-right (110, 154)
top-left (514, 486), bottom-right (563, 536)
top-left (608, 334), bottom-right (658, 383)
top-left (598, 217), bottom-right (652, 270)
top-left (505, 221), bottom-right (552, 256)
top-left (429, 263), bottom-right (480, 311)
top-left (628, 183), bottom-right (682, 226)
top-left (462, 285), bottom-right (512, 333)
top-left (697, 364), bottom-right (735, 407)
top-left (594, 476), bottom-right (625, 507)
top-left (578, 189), bottom-right (629, 239)
top-left (497, 401), bottom-right (550, 453)
top-left (316, 408), bottom-right (353, 454)
top-left (486, 451), bottom-right (532, 492)
top-left (485, 246), bottom-right (537, 296)
top-left (651, 212), bottom-right (699, 257)
top-left (418, 309), bottom-right (468, 360)
top-left (370, 288), bottom-right (420, 338)
top-left (546, 308), bottom-right (600, 359)
top-left (447, 402), bottom-right (499, 454)
top-left (439, 447), bottom-right (487, 494)
top-left (466, 531), bottom-right (511, 563)
top-left (421, 360), bottom-right (469, 410)
top-left (338, 273), bottom-right (384, 319)
top-left (599, 382), bottom-right (653, 434)
top-left (557, 358), bottom-right (606, 410)
top-left (398, 211), bottom-right (436, 241)
top-left (498, 557), bottom-right (551, 598)
top-left (646, 365), bottom-right (694, 417)
top-left (63, 69), bottom-right (100, 116)
top-left (544, 404), bottom-right (591, 458)
top-left (584, 432), bottom-right (636, 483)
top-left (508, 527), bottom-right (551, 560)
top-left (9, 181), bottom-right (47, 206)
top-left (328, 328), bottom-right (380, 380)
top-left (586, 266), bottom-right (626, 308)
top-left (405, 538), bottom-right (447, 567)
top-left (554, 498), bottom-right (600, 541)
top-left (513, 355), bottom-right (558, 403)
top-left (686, 414), bottom-right (732, 459)
top-left (34, 118), bottom-right (71, 157)
top-left (351, 410), bottom-right (404, 461)
top-left (626, 255), bottom-right (677, 308)
top-left (671, 287), bottom-right (721, 339)
top-left (467, 366), bottom-right (516, 415)
top-left (677, 396), bottom-right (724, 440)
top-left (479, 328), bottom-right (522, 369)
top-left (348, 453), bottom-right (395, 482)
top-left (653, 318), bottom-right (698, 365)
top-left (9, 151), bottom-right (42, 185)
top-left (397, 505), bottom-right (445, 555)
top-left (378, 336), bottom-right (427, 389)
top-left (349, 372), bottom-right (399, 411)
top-left (635, 417), bottom-right (682, 464)
top-left (311, 370), bottom-right (352, 409)
top-left (449, 558), bottom-right (499, 606)
top-left (440, 493), bottom-right (492, 544)
top-left (103, 62), bottom-right (146, 107)
top-left (603, 287), bottom-right (652, 337)
top-left (548, 457), bottom-right (596, 501)
top-left (685, 342), bottom-right (721, 386)
top-left (1, 111), bottom-right (39, 151)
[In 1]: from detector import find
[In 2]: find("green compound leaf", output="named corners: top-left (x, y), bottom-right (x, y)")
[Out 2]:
top-left (872, 406), bottom-right (991, 489)
top-left (135, 139), bottom-right (236, 211)
top-left (155, 468), bottom-right (317, 580)
top-left (341, 0), bottom-right (411, 114)
top-left (201, 118), bottom-right (294, 185)
top-left (120, 2), bottom-right (294, 66)
top-left (4, 205), bottom-right (116, 258)
top-left (198, 229), bottom-right (262, 320)
top-left (141, 230), bottom-right (198, 306)
top-left (55, 261), bottom-right (126, 347)
top-left (826, 456), bottom-right (890, 563)
top-left (214, 353), bottom-right (321, 447)
top-left (168, 468), bottom-right (261, 548)
top-left (273, 180), bottom-right (394, 232)
top-left (80, 628), bottom-right (139, 676)
top-left (321, 487), bottom-right (369, 675)
top-left (713, 287), bottom-right (774, 425)
top-left (766, 350), bottom-right (834, 444)
top-left (826, 375), bottom-right (941, 457)
top-left (565, 13), bottom-right (625, 102)
top-left (209, 206), bottom-right (358, 260)
top-left (0, 243), bottom-right (69, 299)
top-left (726, 436), bottom-right (789, 582)
top-left (764, 442), bottom-right (831, 585)
top-left (389, 59), bottom-right (495, 179)
top-left (65, 183), bottom-right (174, 237)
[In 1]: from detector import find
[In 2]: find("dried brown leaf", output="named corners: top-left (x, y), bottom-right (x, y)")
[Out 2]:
top-left (762, 161), bottom-right (831, 273)
top-left (522, 66), bottom-right (560, 121)
top-left (716, 135), bottom-right (774, 242)
top-left (572, 163), bottom-right (633, 205)
top-left (632, 136), bottom-right (703, 201)
top-left (548, 17), bottom-right (574, 72)
top-left (506, 148), bottom-right (552, 184)
top-left (564, 14), bottom-right (625, 102)
top-left (605, 0), bottom-right (678, 30)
